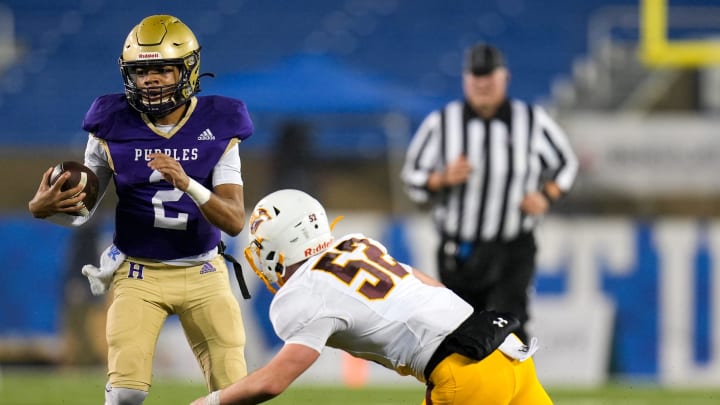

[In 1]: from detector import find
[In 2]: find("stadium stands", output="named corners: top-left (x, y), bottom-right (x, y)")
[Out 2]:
top-left (0, 0), bottom-right (642, 148)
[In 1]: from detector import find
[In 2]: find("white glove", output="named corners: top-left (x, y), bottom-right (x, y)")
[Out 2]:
top-left (498, 334), bottom-right (539, 362)
top-left (81, 244), bottom-right (127, 296)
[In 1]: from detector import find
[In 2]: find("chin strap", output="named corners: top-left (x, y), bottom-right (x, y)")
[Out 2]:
top-left (330, 215), bottom-right (344, 231)
top-left (218, 241), bottom-right (251, 299)
top-left (243, 244), bottom-right (278, 294)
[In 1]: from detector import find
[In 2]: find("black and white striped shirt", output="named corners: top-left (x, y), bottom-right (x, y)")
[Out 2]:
top-left (401, 99), bottom-right (578, 242)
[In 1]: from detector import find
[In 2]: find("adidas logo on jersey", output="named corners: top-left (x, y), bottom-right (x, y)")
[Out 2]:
top-left (197, 129), bottom-right (215, 141)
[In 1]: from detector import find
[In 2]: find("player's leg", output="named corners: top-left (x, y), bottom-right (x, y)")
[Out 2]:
top-left (436, 240), bottom-right (497, 312)
top-left (104, 385), bottom-right (148, 405)
top-left (425, 351), bottom-right (514, 405)
top-left (487, 234), bottom-right (536, 342)
top-left (105, 261), bottom-right (170, 404)
top-left (181, 254), bottom-right (247, 390)
top-left (510, 357), bottom-right (553, 405)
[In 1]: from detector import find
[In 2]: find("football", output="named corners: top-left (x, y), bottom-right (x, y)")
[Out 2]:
top-left (48, 161), bottom-right (99, 216)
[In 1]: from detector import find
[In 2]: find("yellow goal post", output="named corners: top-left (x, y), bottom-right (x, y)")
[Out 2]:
top-left (640, 0), bottom-right (720, 67)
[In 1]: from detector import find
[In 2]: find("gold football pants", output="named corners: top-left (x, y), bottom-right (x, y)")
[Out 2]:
top-left (106, 254), bottom-right (247, 391)
top-left (424, 349), bottom-right (552, 404)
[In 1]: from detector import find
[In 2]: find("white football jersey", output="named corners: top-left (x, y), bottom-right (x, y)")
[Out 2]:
top-left (269, 233), bottom-right (473, 382)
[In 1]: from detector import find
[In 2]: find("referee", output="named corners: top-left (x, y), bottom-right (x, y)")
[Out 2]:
top-left (400, 43), bottom-right (578, 343)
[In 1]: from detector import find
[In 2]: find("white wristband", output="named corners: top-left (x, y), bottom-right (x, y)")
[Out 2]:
top-left (205, 390), bottom-right (221, 405)
top-left (186, 178), bottom-right (212, 206)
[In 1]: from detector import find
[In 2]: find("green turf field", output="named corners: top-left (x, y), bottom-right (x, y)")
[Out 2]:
top-left (2, 368), bottom-right (720, 404)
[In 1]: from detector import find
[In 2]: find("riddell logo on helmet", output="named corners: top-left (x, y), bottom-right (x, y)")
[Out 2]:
top-left (138, 52), bottom-right (162, 60)
top-left (304, 240), bottom-right (331, 257)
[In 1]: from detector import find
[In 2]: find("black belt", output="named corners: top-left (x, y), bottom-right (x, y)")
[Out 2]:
top-left (423, 310), bottom-right (520, 381)
top-left (218, 241), bottom-right (251, 299)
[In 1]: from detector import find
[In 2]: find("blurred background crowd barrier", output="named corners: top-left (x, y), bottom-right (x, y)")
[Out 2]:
top-left (2, 0), bottom-right (720, 388)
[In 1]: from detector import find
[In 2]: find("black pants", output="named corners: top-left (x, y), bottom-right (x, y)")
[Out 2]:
top-left (437, 232), bottom-right (536, 343)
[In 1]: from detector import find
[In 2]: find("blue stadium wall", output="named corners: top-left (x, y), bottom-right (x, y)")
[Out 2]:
top-left (2, 213), bottom-right (719, 385)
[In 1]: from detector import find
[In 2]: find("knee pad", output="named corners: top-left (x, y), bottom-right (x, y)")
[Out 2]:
top-left (104, 384), bottom-right (148, 405)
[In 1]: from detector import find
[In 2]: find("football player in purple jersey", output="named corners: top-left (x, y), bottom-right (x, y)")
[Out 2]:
top-left (28, 15), bottom-right (252, 405)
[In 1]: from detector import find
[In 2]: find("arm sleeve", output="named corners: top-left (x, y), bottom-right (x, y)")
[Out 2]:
top-left (283, 317), bottom-right (340, 354)
top-left (534, 106), bottom-right (579, 192)
top-left (400, 110), bottom-right (443, 204)
top-left (270, 287), bottom-right (343, 354)
top-left (212, 142), bottom-right (243, 187)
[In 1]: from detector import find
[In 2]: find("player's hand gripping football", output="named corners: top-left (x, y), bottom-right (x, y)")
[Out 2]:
top-left (28, 167), bottom-right (86, 218)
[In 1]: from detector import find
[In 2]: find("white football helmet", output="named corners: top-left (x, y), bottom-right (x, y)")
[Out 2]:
top-left (244, 189), bottom-right (334, 293)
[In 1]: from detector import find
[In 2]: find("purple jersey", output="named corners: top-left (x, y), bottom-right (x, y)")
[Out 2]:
top-left (82, 94), bottom-right (253, 260)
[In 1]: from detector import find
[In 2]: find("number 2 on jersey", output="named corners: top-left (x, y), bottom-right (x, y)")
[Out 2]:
top-left (152, 188), bottom-right (189, 230)
top-left (149, 170), bottom-right (189, 230)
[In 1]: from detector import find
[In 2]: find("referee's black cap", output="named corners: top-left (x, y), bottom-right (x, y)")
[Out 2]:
top-left (464, 43), bottom-right (505, 76)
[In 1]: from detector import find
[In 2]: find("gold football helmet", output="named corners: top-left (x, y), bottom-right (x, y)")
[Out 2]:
top-left (119, 15), bottom-right (201, 116)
